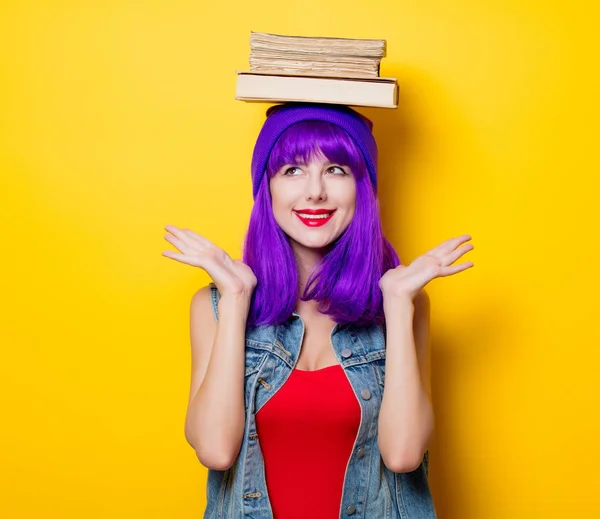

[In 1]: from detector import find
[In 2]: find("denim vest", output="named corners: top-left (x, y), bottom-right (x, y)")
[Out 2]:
top-left (203, 283), bottom-right (437, 519)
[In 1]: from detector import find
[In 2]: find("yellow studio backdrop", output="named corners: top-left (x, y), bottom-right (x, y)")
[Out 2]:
top-left (1, 1), bottom-right (598, 518)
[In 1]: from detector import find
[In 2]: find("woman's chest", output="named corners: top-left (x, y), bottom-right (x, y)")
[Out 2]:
top-left (295, 315), bottom-right (340, 371)
top-left (242, 319), bottom-right (388, 416)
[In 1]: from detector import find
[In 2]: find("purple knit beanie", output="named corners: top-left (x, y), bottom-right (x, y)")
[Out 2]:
top-left (250, 102), bottom-right (378, 199)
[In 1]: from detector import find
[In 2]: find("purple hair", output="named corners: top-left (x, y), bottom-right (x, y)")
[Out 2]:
top-left (242, 120), bottom-right (400, 327)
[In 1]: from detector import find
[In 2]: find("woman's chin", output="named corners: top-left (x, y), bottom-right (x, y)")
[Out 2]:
top-left (290, 236), bottom-right (333, 251)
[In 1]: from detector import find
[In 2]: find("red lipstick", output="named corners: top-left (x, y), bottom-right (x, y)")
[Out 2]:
top-left (293, 209), bottom-right (336, 227)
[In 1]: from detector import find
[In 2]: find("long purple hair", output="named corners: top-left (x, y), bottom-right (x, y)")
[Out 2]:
top-left (242, 120), bottom-right (400, 327)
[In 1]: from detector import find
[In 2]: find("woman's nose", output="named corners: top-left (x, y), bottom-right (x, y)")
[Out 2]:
top-left (305, 174), bottom-right (326, 201)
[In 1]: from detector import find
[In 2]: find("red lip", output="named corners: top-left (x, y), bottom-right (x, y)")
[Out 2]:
top-left (293, 209), bottom-right (336, 227)
top-left (294, 208), bottom-right (336, 215)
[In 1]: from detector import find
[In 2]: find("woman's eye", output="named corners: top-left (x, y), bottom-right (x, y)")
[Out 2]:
top-left (283, 165), bottom-right (347, 175)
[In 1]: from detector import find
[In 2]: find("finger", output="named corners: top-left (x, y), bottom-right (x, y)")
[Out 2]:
top-left (162, 249), bottom-right (244, 291)
top-left (443, 243), bottom-right (474, 265)
top-left (164, 225), bottom-right (213, 250)
top-left (430, 234), bottom-right (472, 255)
top-left (162, 250), bottom-right (215, 275)
top-left (161, 248), bottom-right (217, 271)
top-left (181, 228), bottom-right (215, 248)
top-left (164, 234), bottom-right (198, 255)
top-left (161, 250), bottom-right (202, 266)
top-left (439, 262), bottom-right (474, 276)
top-left (164, 225), bottom-right (197, 249)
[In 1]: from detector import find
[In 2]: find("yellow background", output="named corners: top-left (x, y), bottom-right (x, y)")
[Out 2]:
top-left (1, 1), bottom-right (599, 517)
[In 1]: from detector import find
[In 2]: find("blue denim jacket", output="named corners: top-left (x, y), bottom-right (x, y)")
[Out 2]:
top-left (203, 283), bottom-right (437, 518)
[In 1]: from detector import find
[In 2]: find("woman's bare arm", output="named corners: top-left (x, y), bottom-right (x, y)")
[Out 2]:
top-left (161, 225), bottom-right (256, 469)
top-left (184, 285), bottom-right (251, 470)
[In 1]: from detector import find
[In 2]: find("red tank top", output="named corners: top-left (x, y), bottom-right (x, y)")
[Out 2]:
top-left (255, 364), bottom-right (361, 519)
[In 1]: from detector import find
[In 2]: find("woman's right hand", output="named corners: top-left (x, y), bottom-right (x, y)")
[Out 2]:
top-left (162, 224), bottom-right (257, 299)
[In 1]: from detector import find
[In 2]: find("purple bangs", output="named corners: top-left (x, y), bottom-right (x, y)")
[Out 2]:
top-left (265, 120), bottom-right (369, 184)
top-left (242, 120), bottom-right (400, 327)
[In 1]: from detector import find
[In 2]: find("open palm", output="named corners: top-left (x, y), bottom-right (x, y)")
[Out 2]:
top-left (379, 234), bottom-right (475, 301)
top-left (162, 224), bottom-right (257, 298)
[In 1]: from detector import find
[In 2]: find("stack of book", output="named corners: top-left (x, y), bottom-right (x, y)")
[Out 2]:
top-left (235, 31), bottom-right (398, 109)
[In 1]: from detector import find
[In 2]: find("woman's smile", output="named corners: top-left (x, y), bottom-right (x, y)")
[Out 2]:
top-left (293, 209), bottom-right (337, 227)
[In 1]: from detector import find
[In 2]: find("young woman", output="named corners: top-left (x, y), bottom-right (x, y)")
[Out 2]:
top-left (163, 103), bottom-right (474, 518)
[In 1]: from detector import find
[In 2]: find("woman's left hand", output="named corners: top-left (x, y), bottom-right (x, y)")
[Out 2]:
top-left (379, 234), bottom-right (475, 302)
